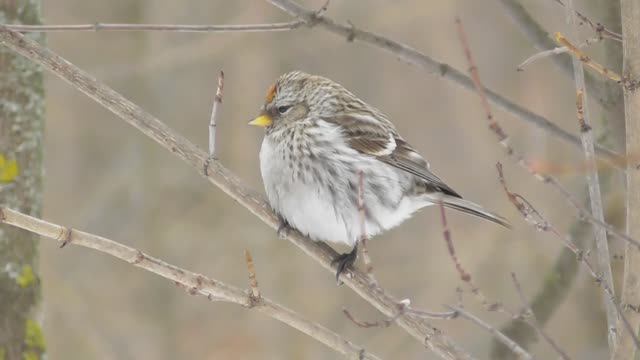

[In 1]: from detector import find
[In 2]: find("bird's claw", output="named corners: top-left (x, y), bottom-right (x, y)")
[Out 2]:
top-left (277, 217), bottom-right (291, 240)
top-left (331, 245), bottom-right (358, 285)
top-left (203, 155), bottom-right (216, 176)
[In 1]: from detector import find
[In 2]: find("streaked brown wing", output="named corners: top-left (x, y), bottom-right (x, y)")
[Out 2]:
top-left (378, 139), bottom-right (461, 198)
top-left (325, 114), bottom-right (462, 198)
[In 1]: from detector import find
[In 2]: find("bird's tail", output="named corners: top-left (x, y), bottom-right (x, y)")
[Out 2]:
top-left (427, 194), bottom-right (511, 229)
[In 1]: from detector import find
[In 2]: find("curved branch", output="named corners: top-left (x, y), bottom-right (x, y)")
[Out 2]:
top-left (265, 0), bottom-right (620, 162)
top-left (0, 26), bottom-right (473, 360)
top-left (0, 207), bottom-right (380, 360)
top-left (495, 0), bottom-right (620, 110)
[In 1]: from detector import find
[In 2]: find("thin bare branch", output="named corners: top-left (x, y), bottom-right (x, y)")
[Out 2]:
top-left (343, 305), bottom-right (407, 329)
top-left (209, 70), bottom-right (224, 159)
top-left (2, 21), bottom-right (305, 33)
top-left (453, 17), bottom-right (640, 251)
top-left (438, 197), bottom-right (526, 335)
top-left (343, 308), bottom-right (388, 329)
top-left (204, 70), bottom-right (224, 175)
top-left (564, 2), bottom-right (617, 349)
top-left (510, 273), bottom-right (571, 360)
top-left (496, 0), bottom-right (616, 108)
top-left (438, 203), bottom-right (470, 283)
top-left (497, 163), bottom-right (640, 354)
top-left (244, 250), bottom-right (261, 302)
top-left (344, 299), bottom-right (457, 330)
top-left (615, 300), bottom-right (640, 355)
top-left (446, 306), bottom-right (533, 360)
top-left (265, 0), bottom-right (620, 162)
top-left (553, 0), bottom-right (623, 41)
top-left (0, 25), bottom-right (473, 360)
top-left (343, 299), bottom-right (456, 330)
top-left (555, 32), bottom-right (623, 83)
top-left (0, 207), bottom-right (381, 360)
top-left (357, 170), bottom-right (377, 286)
top-left (614, 0), bottom-right (640, 357)
top-left (517, 36), bottom-right (601, 72)
top-left (406, 308), bottom-right (459, 320)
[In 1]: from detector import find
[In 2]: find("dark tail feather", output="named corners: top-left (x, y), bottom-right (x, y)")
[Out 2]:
top-left (430, 195), bottom-right (511, 229)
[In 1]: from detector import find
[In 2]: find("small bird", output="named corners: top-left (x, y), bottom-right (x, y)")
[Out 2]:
top-left (250, 71), bottom-right (509, 281)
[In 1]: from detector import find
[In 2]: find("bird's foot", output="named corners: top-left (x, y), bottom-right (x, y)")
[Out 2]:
top-left (331, 244), bottom-right (358, 285)
top-left (276, 216), bottom-right (291, 240)
top-left (203, 155), bottom-right (216, 176)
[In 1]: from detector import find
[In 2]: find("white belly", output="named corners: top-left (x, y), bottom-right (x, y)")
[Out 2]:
top-left (259, 123), bottom-right (427, 247)
top-left (278, 180), bottom-right (354, 244)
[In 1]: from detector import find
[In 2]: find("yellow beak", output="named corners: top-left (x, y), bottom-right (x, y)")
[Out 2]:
top-left (248, 114), bottom-right (273, 127)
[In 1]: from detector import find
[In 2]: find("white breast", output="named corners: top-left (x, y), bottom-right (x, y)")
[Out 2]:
top-left (259, 120), bottom-right (428, 247)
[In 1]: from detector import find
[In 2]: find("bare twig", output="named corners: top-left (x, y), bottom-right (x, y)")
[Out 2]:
top-left (1, 21), bottom-right (305, 33)
top-left (357, 170), bottom-right (377, 287)
top-left (453, 17), bottom-right (640, 251)
top-left (406, 307), bottom-right (459, 320)
top-left (517, 36), bottom-right (601, 71)
top-left (497, 164), bottom-right (640, 354)
top-left (446, 305), bottom-right (533, 360)
top-left (343, 305), bottom-right (405, 329)
top-left (209, 70), bottom-right (224, 159)
top-left (554, 32), bottom-right (622, 83)
top-left (0, 25), bottom-right (473, 360)
top-left (496, 163), bottom-right (550, 232)
top-left (265, 0), bottom-right (620, 162)
top-left (4, 1), bottom-right (624, 159)
top-left (438, 200), bottom-right (513, 318)
top-left (344, 299), bottom-right (457, 330)
top-left (438, 203), bottom-right (470, 283)
top-left (204, 70), bottom-right (224, 175)
top-left (343, 308), bottom-right (388, 328)
top-left (564, 2), bottom-right (617, 350)
top-left (510, 273), bottom-right (571, 360)
top-left (0, 207), bottom-right (381, 360)
top-left (614, 0), bottom-right (640, 357)
top-left (553, 0), bottom-right (623, 42)
top-left (548, 176), bottom-right (640, 249)
top-left (244, 249), bottom-right (261, 303)
top-left (496, 0), bottom-right (616, 108)
top-left (615, 300), bottom-right (640, 356)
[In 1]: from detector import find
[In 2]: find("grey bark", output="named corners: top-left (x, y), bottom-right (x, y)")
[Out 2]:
top-left (0, 1), bottom-right (45, 359)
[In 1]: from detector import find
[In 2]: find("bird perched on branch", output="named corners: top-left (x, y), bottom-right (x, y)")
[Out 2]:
top-left (250, 71), bottom-right (509, 282)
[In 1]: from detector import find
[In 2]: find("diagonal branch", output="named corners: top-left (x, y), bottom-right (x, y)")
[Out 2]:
top-left (509, 273), bottom-right (571, 360)
top-left (453, 16), bottom-right (640, 251)
top-left (495, 0), bottom-right (620, 109)
top-left (564, 1), bottom-right (617, 351)
top-left (0, 26), bottom-right (473, 360)
top-left (553, 0), bottom-right (623, 41)
top-left (497, 163), bottom-right (640, 356)
top-left (0, 207), bottom-right (380, 360)
top-left (265, 0), bottom-right (620, 162)
top-left (614, 0), bottom-right (640, 358)
top-left (446, 305), bottom-right (532, 360)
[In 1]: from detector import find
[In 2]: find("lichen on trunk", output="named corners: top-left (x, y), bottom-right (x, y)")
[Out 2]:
top-left (0, 1), bottom-right (45, 359)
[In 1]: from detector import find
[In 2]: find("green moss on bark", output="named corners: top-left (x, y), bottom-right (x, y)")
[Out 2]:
top-left (0, 1), bottom-right (45, 359)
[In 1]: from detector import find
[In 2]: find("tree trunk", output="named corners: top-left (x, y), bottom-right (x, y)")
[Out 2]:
top-left (616, 1), bottom-right (640, 359)
top-left (0, 1), bottom-right (45, 359)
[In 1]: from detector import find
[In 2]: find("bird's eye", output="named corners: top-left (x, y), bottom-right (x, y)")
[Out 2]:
top-left (277, 105), bottom-right (292, 114)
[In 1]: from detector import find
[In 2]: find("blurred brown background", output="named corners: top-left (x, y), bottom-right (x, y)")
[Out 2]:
top-left (40, 0), bottom-right (623, 359)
